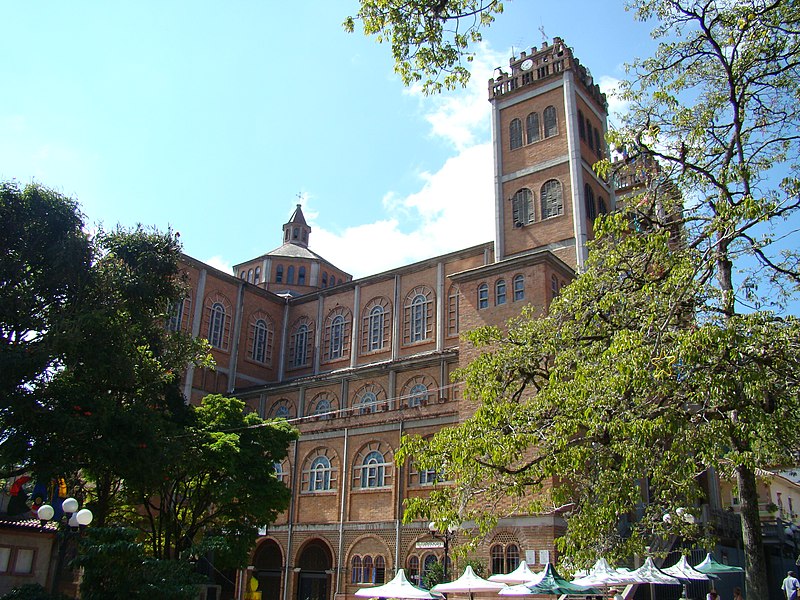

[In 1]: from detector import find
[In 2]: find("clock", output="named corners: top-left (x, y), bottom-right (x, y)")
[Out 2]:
top-left (521, 58), bottom-right (534, 71)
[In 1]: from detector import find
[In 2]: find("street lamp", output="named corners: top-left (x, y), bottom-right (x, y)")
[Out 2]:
top-left (428, 522), bottom-right (457, 581)
top-left (37, 497), bottom-right (93, 595)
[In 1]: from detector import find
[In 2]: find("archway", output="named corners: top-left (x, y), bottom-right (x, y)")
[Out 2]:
top-left (296, 540), bottom-right (333, 600)
top-left (253, 539), bottom-right (283, 600)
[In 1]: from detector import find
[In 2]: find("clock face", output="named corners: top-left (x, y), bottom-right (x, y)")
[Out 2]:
top-left (521, 59), bottom-right (534, 71)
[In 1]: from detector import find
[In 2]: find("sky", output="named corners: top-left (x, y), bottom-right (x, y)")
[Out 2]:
top-left (1, 1), bottom-right (657, 279)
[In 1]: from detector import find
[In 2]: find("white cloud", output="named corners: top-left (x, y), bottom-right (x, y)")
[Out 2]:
top-left (599, 75), bottom-right (629, 128)
top-left (205, 255), bottom-right (232, 275)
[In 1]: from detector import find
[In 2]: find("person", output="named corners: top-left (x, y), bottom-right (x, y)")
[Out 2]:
top-left (733, 586), bottom-right (744, 600)
top-left (782, 570), bottom-right (800, 600)
top-left (706, 589), bottom-right (718, 600)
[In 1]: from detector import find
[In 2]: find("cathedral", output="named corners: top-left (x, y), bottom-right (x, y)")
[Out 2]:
top-left (175, 38), bottom-right (612, 600)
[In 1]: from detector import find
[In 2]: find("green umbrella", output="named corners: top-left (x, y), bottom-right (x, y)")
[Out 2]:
top-left (694, 554), bottom-right (744, 575)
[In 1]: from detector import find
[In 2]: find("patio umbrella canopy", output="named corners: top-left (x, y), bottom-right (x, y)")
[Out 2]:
top-left (355, 568), bottom-right (443, 599)
top-left (663, 556), bottom-right (714, 581)
top-left (694, 553), bottom-right (745, 574)
top-left (571, 558), bottom-right (639, 588)
top-left (627, 557), bottom-right (682, 586)
top-left (431, 565), bottom-right (506, 600)
top-left (488, 561), bottom-right (539, 584)
top-left (499, 563), bottom-right (598, 596)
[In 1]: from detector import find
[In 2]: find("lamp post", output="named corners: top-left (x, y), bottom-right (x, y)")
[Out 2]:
top-left (428, 522), bottom-right (457, 581)
top-left (38, 497), bottom-right (93, 595)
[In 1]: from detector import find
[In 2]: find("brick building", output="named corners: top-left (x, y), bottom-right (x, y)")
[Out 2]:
top-left (175, 38), bottom-right (612, 600)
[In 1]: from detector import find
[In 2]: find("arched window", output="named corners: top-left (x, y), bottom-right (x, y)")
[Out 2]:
top-left (491, 544), bottom-right (505, 574)
top-left (585, 183), bottom-right (596, 221)
top-left (291, 323), bottom-right (309, 367)
top-left (506, 544), bottom-right (520, 572)
top-left (374, 556), bottom-right (386, 584)
top-left (423, 554), bottom-right (438, 581)
top-left (166, 298), bottom-right (186, 332)
top-left (362, 556), bottom-right (374, 583)
top-left (292, 227), bottom-right (299, 240)
top-left (314, 398), bottom-right (332, 419)
top-left (447, 284), bottom-right (460, 337)
top-left (276, 265), bottom-right (283, 283)
top-left (298, 266), bottom-right (306, 285)
top-left (359, 391), bottom-right (379, 415)
top-left (329, 315), bottom-right (345, 360)
top-left (274, 404), bottom-right (290, 419)
top-left (253, 319), bottom-right (269, 363)
top-left (586, 116), bottom-right (595, 151)
top-left (408, 556), bottom-right (421, 585)
top-left (495, 280), bottom-right (507, 305)
top-left (248, 269), bottom-right (253, 283)
top-left (240, 271), bottom-right (246, 280)
top-left (513, 275), bottom-right (525, 301)
top-left (309, 456), bottom-right (332, 491)
top-left (598, 197), bottom-right (608, 215)
top-left (351, 556), bottom-right (362, 584)
top-left (368, 305), bottom-right (384, 351)
top-left (478, 283), bottom-right (489, 309)
top-left (543, 105), bottom-right (558, 138)
top-left (274, 461), bottom-right (285, 483)
top-left (551, 274), bottom-right (560, 299)
top-left (208, 302), bottom-right (225, 348)
top-left (287, 265), bottom-right (295, 284)
top-left (360, 450), bottom-right (386, 488)
top-left (541, 179), bottom-right (563, 219)
top-left (509, 118), bottom-right (523, 150)
top-left (512, 188), bottom-right (534, 225)
top-left (408, 383), bottom-right (428, 408)
top-left (254, 266), bottom-right (261, 284)
top-left (322, 272), bottom-right (328, 287)
top-left (594, 127), bottom-right (603, 157)
top-left (526, 112), bottom-right (540, 143)
top-left (578, 109), bottom-right (586, 140)
top-left (410, 294), bottom-right (428, 342)
top-left (404, 287), bottom-right (433, 345)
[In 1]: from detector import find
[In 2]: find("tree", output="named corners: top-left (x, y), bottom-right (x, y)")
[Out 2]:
top-left (399, 2), bottom-right (800, 597)
top-left (128, 394), bottom-right (298, 568)
top-left (344, 0), bottom-right (504, 94)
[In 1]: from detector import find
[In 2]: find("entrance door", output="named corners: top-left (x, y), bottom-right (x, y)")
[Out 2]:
top-left (295, 541), bottom-right (333, 600)
top-left (297, 572), bottom-right (328, 600)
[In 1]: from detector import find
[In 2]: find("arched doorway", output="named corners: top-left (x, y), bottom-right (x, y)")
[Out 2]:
top-left (253, 539), bottom-right (283, 600)
top-left (296, 540), bottom-right (333, 600)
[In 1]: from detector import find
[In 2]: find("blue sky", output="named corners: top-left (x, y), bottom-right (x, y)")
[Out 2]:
top-left (1, 1), bottom-right (656, 278)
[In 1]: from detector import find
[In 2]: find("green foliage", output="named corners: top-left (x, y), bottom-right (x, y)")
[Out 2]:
top-left (344, 0), bottom-right (504, 94)
top-left (422, 560), bottom-right (447, 588)
top-left (0, 584), bottom-right (69, 600)
top-left (130, 394), bottom-right (298, 567)
top-left (75, 527), bottom-right (203, 600)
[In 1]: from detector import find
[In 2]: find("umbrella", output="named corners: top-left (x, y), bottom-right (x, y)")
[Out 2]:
top-left (488, 561), bottom-right (539, 584)
top-left (499, 563), bottom-right (598, 596)
top-left (663, 556), bottom-right (714, 581)
top-left (626, 557), bottom-right (682, 585)
top-left (432, 565), bottom-right (506, 600)
top-left (356, 569), bottom-right (443, 599)
top-left (572, 558), bottom-right (639, 588)
top-left (694, 553), bottom-right (744, 574)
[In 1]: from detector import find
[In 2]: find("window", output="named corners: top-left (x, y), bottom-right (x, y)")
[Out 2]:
top-left (423, 555), bottom-right (438, 581)
top-left (598, 197), bottom-right (608, 215)
top-left (405, 287), bottom-right (434, 344)
top-left (248, 269), bottom-right (253, 283)
top-left (585, 183), bottom-right (596, 221)
top-left (495, 280), bottom-right (507, 305)
top-left (276, 265), bottom-right (283, 283)
top-left (351, 556), bottom-right (362, 584)
top-left (362, 298), bottom-right (391, 353)
top-left (509, 118), bottom-right (523, 150)
top-left (526, 112), bottom-right (540, 143)
top-left (478, 283), bottom-right (489, 309)
top-left (506, 544), bottom-right (520, 572)
top-left (594, 127), bottom-right (602, 157)
top-left (359, 450), bottom-right (386, 488)
top-left (292, 227), bottom-right (299, 240)
top-left (166, 298), bottom-right (185, 332)
top-left (359, 391), bottom-right (379, 415)
top-left (513, 275), bottom-right (525, 301)
top-left (298, 266), bottom-right (306, 285)
top-left (408, 383), bottom-right (428, 408)
top-left (491, 544), bottom-right (505, 574)
top-left (252, 319), bottom-right (269, 364)
top-left (491, 543), bottom-right (520, 574)
top-left (512, 188), bottom-right (534, 226)
top-left (322, 272), bottom-right (328, 287)
top-left (541, 179), bottom-right (563, 219)
top-left (578, 109), bottom-right (585, 140)
top-left (314, 397), bottom-right (332, 419)
top-left (290, 320), bottom-right (311, 368)
top-left (309, 456), bottom-right (332, 491)
top-left (325, 309), bottom-right (351, 362)
top-left (543, 105), bottom-right (558, 137)
top-left (447, 284), bottom-right (460, 336)
top-left (208, 302), bottom-right (226, 348)
top-left (254, 266), bottom-right (261, 284)
top-left (274, 461), bottom-right (287, 484)
top-left (551, 274), bottom-right (560, 299)
top-left (375, 556), bottom-right (386, 583)
top-left (13, 548), bottom-right (33, 574)
top-left (586, 116), bottom-right (594, 151)
top-left (408, 556), bottom-right (421, 585)
top-left (0, 547), bottom-right (10, 572)
top-left (287, 266), bottom-right (295, 284)
top-left (240, 271), bottom-right (246, 279)
top-left (274, 404), bottom-right (290, 419)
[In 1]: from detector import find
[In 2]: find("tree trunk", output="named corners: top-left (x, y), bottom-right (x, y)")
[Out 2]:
top-left (736, 464), bottom-right (769, 599)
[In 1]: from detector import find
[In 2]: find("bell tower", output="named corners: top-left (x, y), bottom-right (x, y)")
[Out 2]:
top-left (282, 204), bottom-right (311, 248)
top-left (488, 37), bottom-right (613, 271)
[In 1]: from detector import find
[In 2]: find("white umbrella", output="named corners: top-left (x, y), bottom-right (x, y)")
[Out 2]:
top-left (627, 557), bottom-right (682, 585)
top-left (488, 561), bottom-right (539, 584)
top-left (662, 556), bottom-right (714, 581)
top-left (572, 558), bottom-right (639, 588)
top-left (432, 565), bottom-right (506, 600)
top-left (356, 569), bottom-right (443, 599)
